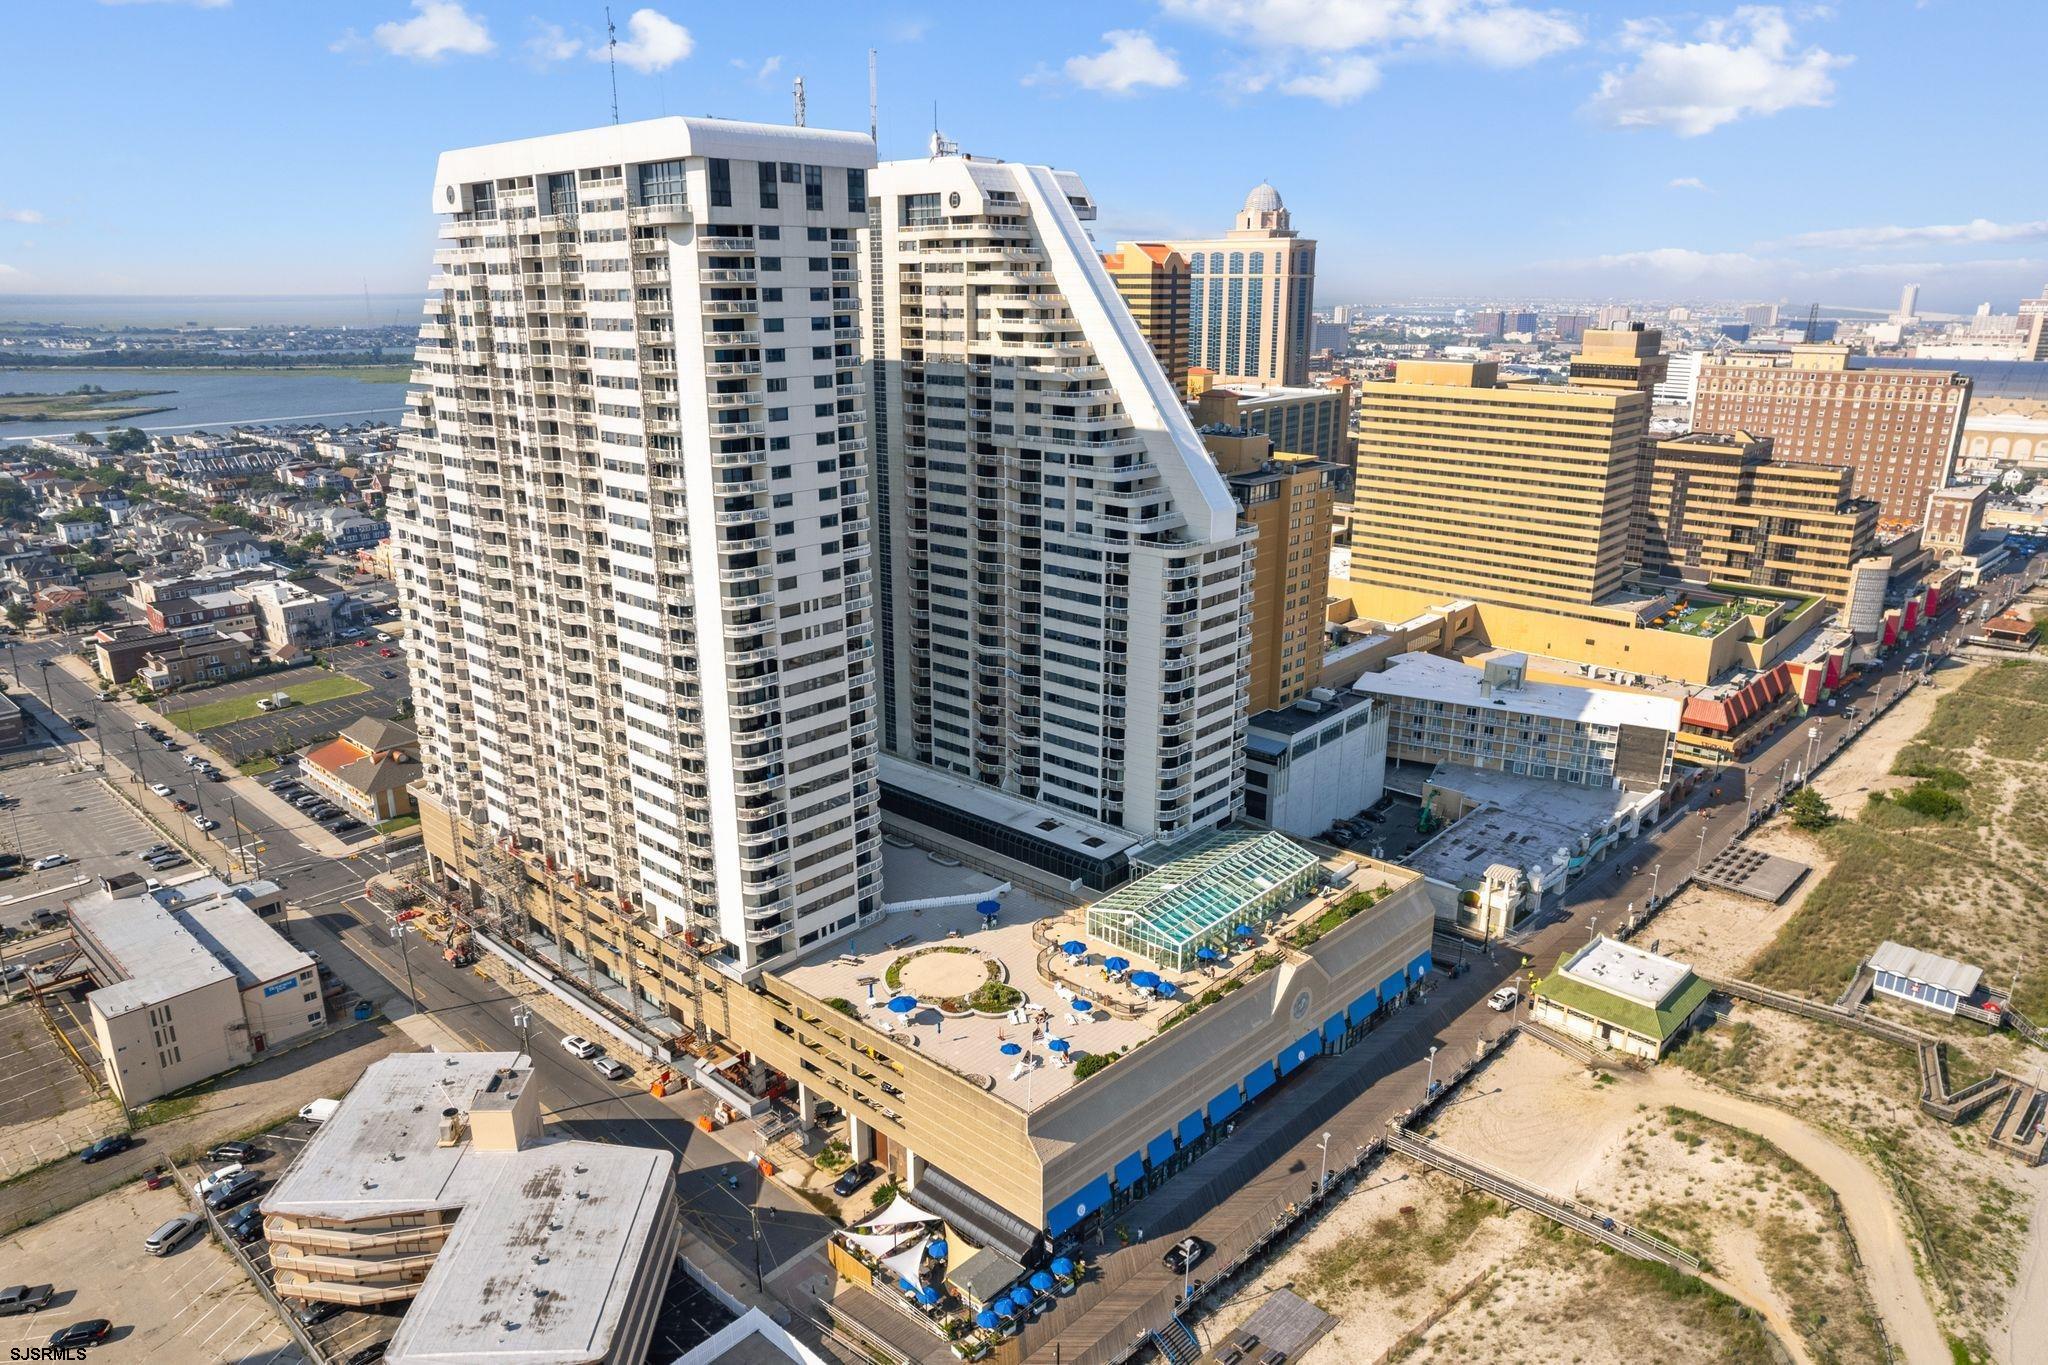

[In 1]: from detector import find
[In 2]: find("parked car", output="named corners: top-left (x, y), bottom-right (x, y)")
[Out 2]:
top-left (144, 1213), bottom-right (200, 1256)
top-left (333, 819), bottom-right (364, 834)
top-left (295, 1302), bottom-right (342, 1328)
top-left (832, 1161), bottom-right (877, 1197)
top-left (146, 854), bottom-right (189, 871)
top-left (342, 1342), bottom-right (388, 1365)
top-left (194, 817), bottom-right (220, 832)
top-left (140, 843), bottom-right (172, 859)
top-left (47, 1319), bottom-right (112, 1349)
top-left (149, 783), bottom-right (175, 797)
top-left (197, 1163), bottom-right (245, 1197)
top-left (1162, 1236), bottom-right (1210, 1275)
top-left (77, 1134), bottom-right (134, 1164)
top-left (30, 854), bottom-right (69, 871)
top-left (378, 647), bottom-right (396, 657)
top-left (206, 1140), bottom-right (260, 1163)
top-left (560, 1035), bottom-right (602, 1060)
top-left (591, 1057), bottom-right (632, 1082)
top-left (1487, 986), bottom-right (1520, 1012)
top-left (68, 715), bottom-right (91, 729)
top-left (173, 799), bottom-right (194, 812)
top-left (0, 1284), bottom-right (54, 1316)
top-left (379, 669), bottom-right (397, 679)
top-left (203, 1169), bottom-right (262, 1211)
top-left (298, 1097), bottom-right (341, 1125)
top-left (225, 1203), bottom-right (265, 1245)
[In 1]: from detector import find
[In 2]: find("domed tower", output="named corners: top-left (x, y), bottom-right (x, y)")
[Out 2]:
top-left (1234, 181), bottom-right (1293, 235)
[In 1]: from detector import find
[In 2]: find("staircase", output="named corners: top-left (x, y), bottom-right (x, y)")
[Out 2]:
top-left (1148, 1314), bottom-right (1201, 1364)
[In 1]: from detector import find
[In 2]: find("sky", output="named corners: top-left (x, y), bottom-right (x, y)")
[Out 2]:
top-left (2, 0), bottom-right (2043, 316)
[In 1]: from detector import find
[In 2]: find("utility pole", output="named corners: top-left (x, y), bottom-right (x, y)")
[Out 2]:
top-left (391, 922), bottom-right (418, 1010)
top-left (512, 1003), bottom-right (532, 1059)
top-left (1694, 811), bottom-right (1710, 877)
top-left (1648, 862), bottom-right (1662, 907)
top-left (36, 658), bottom-right (53, 709)
top-left (223, 792), bottom-right (249, 875)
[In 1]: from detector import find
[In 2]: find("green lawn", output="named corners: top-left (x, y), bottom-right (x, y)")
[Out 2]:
top-left (375, 814), bottom-right (420, 835)
top-left (164, 672), bottom-right (370, 731)
top-left (236, 756), bottom-right (279, 777)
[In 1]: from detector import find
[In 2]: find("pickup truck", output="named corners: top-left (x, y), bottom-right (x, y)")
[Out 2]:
top-left (0, 1284), bottom-right (54, 1315)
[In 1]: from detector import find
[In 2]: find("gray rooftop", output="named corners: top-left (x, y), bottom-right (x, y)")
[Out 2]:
top-left (70, 875), bottom-right (307, 1017)
top-left (1869, 941), bottom-right (1983, 997)
top-left (880, 754), bottom-right (1138, 861)
top-left (1246, 688), bottom-right (1377, 740)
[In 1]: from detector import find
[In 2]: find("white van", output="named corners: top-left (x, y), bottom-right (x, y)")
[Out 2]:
top-left (145, 1213), bottom-right (202, 1256)
top-left (298, 1098), bottom-right (341, 1125)
top-left (1487, 986), bottom-right (1519, 1012)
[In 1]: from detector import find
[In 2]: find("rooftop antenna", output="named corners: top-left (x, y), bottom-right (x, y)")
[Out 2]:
top-left (604, 7), bottom-right (619, 125)
top-left (868, 49), bottom-right (878, 144)
top-left (793, 75), bottom-right (806, 127)
top-left (1803, 301), bottom-right (1821, 343)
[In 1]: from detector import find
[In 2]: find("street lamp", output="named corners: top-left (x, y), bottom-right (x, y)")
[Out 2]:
top-left (1648, 863), bottom-right (1662, 908)
top-left (1317, 1130), bottom-right (1332, 1195)
top-left (35, 658), bottom-right (53, 709)
top-left (1804, 723), bottom-right (1822, 777)
top-left (512, 1003), bottom-right (532, 1058)
top-left (710, 1175), bottom-right (767, 1292)
top-left (390, 922), bottom-right (418, 1010)
top-left (1424, 1044), bottom-right (1439, 1101)
top-left (1694, 811), bottom-right (1710, 877)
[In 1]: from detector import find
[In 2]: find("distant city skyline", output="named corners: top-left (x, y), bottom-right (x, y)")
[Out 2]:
top-left (5, 1), bottom-right (2043, 310)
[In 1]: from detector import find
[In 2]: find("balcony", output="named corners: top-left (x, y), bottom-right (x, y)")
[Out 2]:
top-left (707, 389), bottom-right (766, 409)
top-left (629, 201), bottom-right (693, 227)
top-left (705, 360), bottom-right (763, 377)
top-left (705, 329), bottom-right (761, 346)
top-left (699, 234), bottom-right (756, 251)
top-left (702, 299), bottom-right (759, 316)
top-left (701, 267), bottom-right (758, 284)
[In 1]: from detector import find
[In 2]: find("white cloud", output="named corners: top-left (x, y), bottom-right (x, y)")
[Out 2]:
top-left (525, 21), bottom-right (583, 65)
top-left (371, 1), bottom-right (494, 62)
top-left (0, 264), bottom-right (17, 277)
top-left (1281, 54), bottom-right (1382, 103)
top-left (1157, 0), bottom-right (1577, 104)
top-left (732, 54), bottom-right (783, 84)
top-left (604, 9), bottom-right (692, 74)
top-left (0, 208), bottom-right (44, 224)
top-left (889, 17), bottom-right (930, 42)
top-left (1668, 177), bottom-right (1709, 191)
top-left (1570, 247), bottom-right (1768, 281)
top-left (1784, 218), bottom-right (2048, 250)
top-left (1587, 5), bottom-right (1847, 136)
top-left (1049, 29), bottom-right (1186, 94)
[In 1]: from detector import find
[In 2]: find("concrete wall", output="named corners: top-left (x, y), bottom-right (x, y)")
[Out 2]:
top-left (239, 968), bottom-right (324, 1054)
top-left (93, 980), bottom-right (250, 1107)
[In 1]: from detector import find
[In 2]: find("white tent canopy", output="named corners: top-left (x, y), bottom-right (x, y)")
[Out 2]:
top-left (840, 1229), bottom-right (909, 1260)
top-left (860, 1192), bottom-right (942, 1232)
top-left (880, 1236), bottom-right (930, 1288)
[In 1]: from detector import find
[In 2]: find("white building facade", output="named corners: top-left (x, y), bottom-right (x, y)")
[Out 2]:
top-left (394, 118), bottom-right (884, 975)
top-left (864, 146), bottom-right (1254, 848)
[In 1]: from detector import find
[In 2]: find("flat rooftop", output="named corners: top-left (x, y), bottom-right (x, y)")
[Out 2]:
top-left (69, 876), bottom-right (308, 1017)
top-left (879, 755), bottom-right (1138, 863)
top-left (1247, 688), bottom-right (1378, 741)
top-left (1356, 652), bottom-right (1682, 730)
top-left (778, 838), bottom-right (1410, 1113)
top-left (1405, 765), bottom-right (1660, 889)
top-left (1560, 937), bottom-right (1694, 1009)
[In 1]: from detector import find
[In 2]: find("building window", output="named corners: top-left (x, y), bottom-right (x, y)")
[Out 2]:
top-left (708, 158), bottom-right (732, 208)
top-left (757, 161), bottom-right (778, 209)
top-left (804, 164), bottom-right (824, 211)
top-left (847, 167), bottom-right (867, 212)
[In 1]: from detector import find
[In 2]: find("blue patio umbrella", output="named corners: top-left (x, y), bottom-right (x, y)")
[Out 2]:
top-left (978, 898), bottom-right (1001, 916)
top-left (886, 995), bottom-right (919, 1016)
top-left (1047, 1037), bottom-right (1071, 1054)
top-left (976, 1310), bottom-right (1001, 1330)
top-left (1070, 999), bottom-right (1093, 1013)
top-left (928, 1239), bottom-right (949, 1260)
top-left (898, 1276), bottom-right (917, 1294)
top-left (1233, 924), bottom-right (1257, 939)
top-left (918, 1285), bottom-right (941, 1306)
top-left (1030, 1271), bottom-right (1055, 1292)
top-left (1061, 940), bottom-right (1086, 957)
top-left (1156, 981), bottom-right (1178, 998)
top-left (1009, 1288), bottom-right (1036, 1310)
top-left (1050, 1256), bottom-right (1075, 1277)
top-left (999, 1041), bottom-right (1023, 1057)
top-left (1129, 970), bottom-right (1161, 989)
top-left (1195, 945), bottom-right (1220, 962)
top-left (1104, 956), bottom-right (1130, 973)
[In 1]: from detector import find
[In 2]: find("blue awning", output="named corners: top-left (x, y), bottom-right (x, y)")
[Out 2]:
top-left (1178, 1110), bottom-right (1206, 1146)
top-left (1346, 987), bottom-right (1379, 1024)
top-left (1277, 1027), bottom-right (1321, 1076)
top-left (1380, 970), bottom-right (1407, 1002)
top-left (1207, 1085), bottom-right (1243, 1124)
top-left (1321, 1011), bottom-right (1346, 1043)
top-left (1408, 949), bottom-right (1433, 982)
top-left (1243, 1059), bottom-right (1278, 1101)
top-left (1045, 1173), bottom-right (1113, 1238)
top-left (1113, 1151), bottom-right (1145, 1189)
top-left (1147, 1130), bottom-right (1176, 1167)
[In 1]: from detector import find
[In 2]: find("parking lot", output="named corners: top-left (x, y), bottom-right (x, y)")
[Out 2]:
top-left (644, 1264), bottom-right (738, 1362)
top-left (0, 1181), bottom-right (303, 1364)
top-left (213, 1113), bottom-right (395, 1364)
top-left (0, 759), bottom-right (172, 935)
top-left (159, 656), bottom-right (410, 765)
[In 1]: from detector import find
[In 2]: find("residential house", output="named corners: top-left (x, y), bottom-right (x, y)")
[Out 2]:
top-left (92, 626), bottom-right (183, 684)
top-left (137, 632), bottom-right (253, 691)
top-left (301, 717), bottom-right (420, 822)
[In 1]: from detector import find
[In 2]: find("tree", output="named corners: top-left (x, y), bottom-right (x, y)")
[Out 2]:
top-left (3, 602), bottom-right (26, 629)
top-left (104, 427), bottom-right (149, 455)
top-left (72, 431), bottom-right (101, 447)
top-left (1785, 786), bottom-right (1835, 831)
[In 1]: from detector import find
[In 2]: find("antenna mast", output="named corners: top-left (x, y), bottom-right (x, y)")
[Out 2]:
top-left (605, 7), bottom-right (619, 124)
top-left (793, 76), bottom-right (806, 127)
top-left (868, 49), bottom-right (878, 144)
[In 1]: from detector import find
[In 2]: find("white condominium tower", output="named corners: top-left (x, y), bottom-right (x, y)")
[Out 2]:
top-left (395, 118), bottom-right (882, 978)
top-left (865, 143), bottom-right (1254, 845)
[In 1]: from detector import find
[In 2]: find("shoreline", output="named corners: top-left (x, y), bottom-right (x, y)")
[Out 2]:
top-left (0, 364), bottom-right (410, 381)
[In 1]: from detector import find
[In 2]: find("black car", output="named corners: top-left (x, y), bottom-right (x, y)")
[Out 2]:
top-left (225, 1203), bottom-right (265, 1244)
top-left (833, 1161), bottom-right (877, 1197)
top-left (204, 1169), bottom-right (262, 1210)
top-left (69, 715), bottom-right (91, 728)
top-left (206, 1140), bottom-right (260, 1163)
top-left (78, 1134), bottom-right (135, 1164)
top-left (48, 1319), bottom-right (111, 1349)
top-left (333, 819), bottom-right (364, 834)
top-left (295, 1302), bottom-right (342, 1329)
top-left (343, 1342), bottom-right (387, 1365)
top-left (1162, 1236), bottom-right (1210, 1275)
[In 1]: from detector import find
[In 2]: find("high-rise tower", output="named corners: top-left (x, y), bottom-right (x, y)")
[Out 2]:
top-left (865, 146), bottom-right (1253, 847)
top-left (395, 118), bottom-right (883, 986)
top-left (1163, 184), bottom-right (1317, 387)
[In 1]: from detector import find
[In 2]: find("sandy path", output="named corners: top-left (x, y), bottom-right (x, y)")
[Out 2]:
top-left (1710, 1239), bottom-right (1814, 1365)
top-left (1624, 1067), bottom-right (1947, 1365)
top-left (2006, 1166), bottom-right (2048, 1365)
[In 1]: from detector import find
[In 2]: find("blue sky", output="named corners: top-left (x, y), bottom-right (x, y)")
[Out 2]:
top-left (2, 0), bottom-right (2042, 314)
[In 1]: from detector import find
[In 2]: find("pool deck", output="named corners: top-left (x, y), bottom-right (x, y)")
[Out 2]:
top-left (775, 842), bottom-right (1412, 1113)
